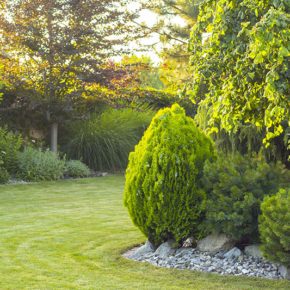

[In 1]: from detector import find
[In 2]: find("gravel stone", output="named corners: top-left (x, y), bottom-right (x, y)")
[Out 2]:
top-left (244, 245), bottom-right (263, 258)
top-left (224, 247), bottom-right (242, 259)
top-left (279, 265), bottom-right (290, 280)
top-left (124, 243), bottom-right (284, 279)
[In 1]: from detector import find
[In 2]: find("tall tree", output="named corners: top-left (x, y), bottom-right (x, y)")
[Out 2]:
top-left (0, 64), bottom-right (3, 102)
top-left (142, 0), bottom-right (203, 46)
top-left (0, 0), bottom-right (141, 151)
top-left (189, 0), bottom-right (290, 149)
top-left (140, 1), bottom-right (205, 92)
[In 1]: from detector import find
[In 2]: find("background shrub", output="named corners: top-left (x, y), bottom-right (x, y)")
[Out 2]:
top-left (63, 107), bottom-right (154, 171)
top-left (0, 127), bottom-right (22, 174)
top-left (124, 104), bottom-right (215, 246)
top-left (0, 155), bottom-right (10, 184)
top-left (202, 154), bottom-right (289, 243)
top-left (18, 147), bottom-right (65, 181)
top-left (65, 160), bottom-right (91, 178)
top-left (0, 164), bottom-right (10, 184)
top-left (259, 188), bottom-right (290, 267)
top-left (107, 88), bottom-right (197, 117)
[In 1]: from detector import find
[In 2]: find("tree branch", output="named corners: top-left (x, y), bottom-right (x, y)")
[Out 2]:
top-left (132, 20), bottom-right (188, 45)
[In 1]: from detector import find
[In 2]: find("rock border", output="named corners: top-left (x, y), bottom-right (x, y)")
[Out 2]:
top-left (123, 239), bottom-right (287, 280)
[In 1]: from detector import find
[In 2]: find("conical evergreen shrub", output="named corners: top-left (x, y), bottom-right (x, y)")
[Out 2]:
top-left (124, 104), bottom-right (215, 246)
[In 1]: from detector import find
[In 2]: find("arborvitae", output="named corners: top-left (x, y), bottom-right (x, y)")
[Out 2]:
top-left (124, 104), bottom-right (215, 246)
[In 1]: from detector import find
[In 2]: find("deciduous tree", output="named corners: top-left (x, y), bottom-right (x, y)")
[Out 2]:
top-left (189, 0), bottom-right (289, 147)
top-left (0, 0), bottom-right (141, 151)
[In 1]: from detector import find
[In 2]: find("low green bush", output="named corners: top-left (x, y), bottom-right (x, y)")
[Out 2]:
top-left (259, 188), bottom-right (290, 267)
top-left (64, 107), bottom-right (154, 171)
top-left (65, 160), bottom-right (91, 178)
top-left (0, 127), bottom-right (22, 174)
top-left (202, 154), bottom-right (289, 243)
top-left (18, 147), bottom-right (65, 181)
top-left (124, 104), bottom-right (215, 246)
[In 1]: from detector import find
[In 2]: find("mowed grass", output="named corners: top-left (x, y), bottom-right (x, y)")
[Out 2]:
top-left (0, 176), bottom-right (289, 290)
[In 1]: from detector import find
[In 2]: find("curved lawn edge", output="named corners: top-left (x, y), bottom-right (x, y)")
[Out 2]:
top-left (0, 176), bottom-right (289, 289)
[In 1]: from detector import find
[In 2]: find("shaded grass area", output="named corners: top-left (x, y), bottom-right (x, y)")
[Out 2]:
top-left (0, 176), bottom-right (289, 289)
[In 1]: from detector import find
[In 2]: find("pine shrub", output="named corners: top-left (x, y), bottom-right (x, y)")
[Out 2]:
top-left (202, 154), bottom-right (289, 242)
top-left (124, 104), bottom-right (215, 246)
top-left (259, 188), bottom-right (290, 267)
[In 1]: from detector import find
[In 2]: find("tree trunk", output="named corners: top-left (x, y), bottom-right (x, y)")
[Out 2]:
top-left (50, 122), bottom-right (58, 153)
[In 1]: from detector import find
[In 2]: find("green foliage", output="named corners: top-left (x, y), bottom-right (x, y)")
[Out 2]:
top-left (0, 167), bottom-right (9, 184)
top-left (64, 108), bottom-right (154, 171)
top-left (95, 86), bottom-right (197, 117)
top-left (0, 63), bottom-right (4, 102)
top-left (195, 104), bottom-right (290, 167)
top-left (116, 55), bottom-right (165, 90)
top-left (0, 165), bottom-right (9, 184)
top-left (18, 147), bottom-right (65, 181)
top-left (0, 127), bottom-right (23, 174)
top-left (124, 104), bottom-right (215, 246)
top-left (65, 160), bottom-right (91, 178)
top-left (0, 150), bottom-right (10, 184)
top-left (259, 188), bottom-right (290, 267)
top-left (190, 0), bottom-right (290, 145)
top-left (143, 0), bottom-right (201, 79)
top-left (202, 153), bottom-right (289, 242)
top-left (0, 0), bottom-right (144, 151)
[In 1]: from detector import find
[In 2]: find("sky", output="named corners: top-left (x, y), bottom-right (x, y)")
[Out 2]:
top-left (116, 2), bottom-right (187, 64)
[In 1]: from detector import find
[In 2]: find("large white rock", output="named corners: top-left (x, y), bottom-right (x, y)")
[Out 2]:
top-left (279, 265), bottom-right (290, 280)
top-left (155, 240), bottom-right (176, 258)
top-left (244, 244), bottom-right (263, 258)
top-left (197, 233), bottom-right (235, 253)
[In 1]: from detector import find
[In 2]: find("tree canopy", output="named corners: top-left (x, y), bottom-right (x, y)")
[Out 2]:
top-left (189, 0), bottom-right (290, 146)
top-left (0, 0), bottom-right (142, 150)
top-left (143, 0), bottom-right (203, 46)
top-left (137, 1), bottom-right (205, 93)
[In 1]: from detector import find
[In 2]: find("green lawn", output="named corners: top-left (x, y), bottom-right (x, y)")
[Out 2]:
top-left (0, 176), bottom-right (289, 290)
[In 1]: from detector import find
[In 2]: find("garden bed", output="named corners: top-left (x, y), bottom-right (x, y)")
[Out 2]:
top-left (124, 241), bottom-right (285, 280)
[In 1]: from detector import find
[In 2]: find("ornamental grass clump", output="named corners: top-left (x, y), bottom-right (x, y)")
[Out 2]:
top-left (64, 107), bottom-right (153, 171)
top-left (259, 188), bottom-right (290, 267)
top-left (124, 104), bottom-right (215, 246)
